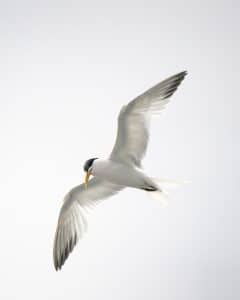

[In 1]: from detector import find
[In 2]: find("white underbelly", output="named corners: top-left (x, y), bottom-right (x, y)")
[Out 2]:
top-left (92, 159), bottom-right (148, 189)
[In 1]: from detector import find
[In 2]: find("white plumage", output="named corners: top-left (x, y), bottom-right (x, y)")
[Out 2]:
top-left (53, 71), bottom-right (187, 270)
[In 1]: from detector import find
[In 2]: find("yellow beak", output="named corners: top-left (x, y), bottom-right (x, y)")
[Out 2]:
top-left (84, 170), bottom-right (92, 188)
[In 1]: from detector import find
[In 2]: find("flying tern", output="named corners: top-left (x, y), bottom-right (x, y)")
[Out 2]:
top-left (53, 71), bottom-right (187, 270)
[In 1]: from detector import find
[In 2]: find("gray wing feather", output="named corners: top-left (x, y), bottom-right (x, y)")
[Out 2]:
top-left (110, 71), bottom-right (187, 166)
top-left (53, 178), bottom-right (123, 270)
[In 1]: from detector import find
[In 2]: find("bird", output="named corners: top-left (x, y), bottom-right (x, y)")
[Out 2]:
top-left (53, 71), bottom-right (187, 270)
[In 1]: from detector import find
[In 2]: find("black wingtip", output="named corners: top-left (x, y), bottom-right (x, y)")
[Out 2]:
top-left (177, 70), bottom-right (188, 79)
top-left (160, 70), bottom-right (188, 100)
top-left (53, 233), bottom-right (78, 271)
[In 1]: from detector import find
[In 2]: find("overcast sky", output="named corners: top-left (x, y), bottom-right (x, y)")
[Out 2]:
top-left (0, 1), bottom-right (239, 299)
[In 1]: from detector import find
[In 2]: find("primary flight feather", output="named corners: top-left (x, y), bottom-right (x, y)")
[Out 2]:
top-left (53, 71), bottom-right (187, 270)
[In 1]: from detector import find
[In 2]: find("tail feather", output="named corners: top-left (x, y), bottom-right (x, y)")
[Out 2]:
top-left (151, 177), bottom-right (189, 192)
top-left (147, 190), bottom-right (169, 207)
top-left (146, 177), bottom-right (189, 207)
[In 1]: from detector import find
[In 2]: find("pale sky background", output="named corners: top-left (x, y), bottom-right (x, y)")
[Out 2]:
top-left (0, 1), bottom-right (239, 299)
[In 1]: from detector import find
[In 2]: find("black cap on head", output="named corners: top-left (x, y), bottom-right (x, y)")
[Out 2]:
top-left (83, 158), bottom-right (98, 172)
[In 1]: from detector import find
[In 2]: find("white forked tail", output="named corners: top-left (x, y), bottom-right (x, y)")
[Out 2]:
top-left (153, 178), bottom-right (189, 191)
top-left (147, 190), bottom-right (169, 207)
top-left (147, 178), bottom-right (189, 207)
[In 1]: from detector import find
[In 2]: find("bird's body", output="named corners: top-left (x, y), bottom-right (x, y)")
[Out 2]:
top-left (91, 159), bottom-right (157, 191)
top-left (53, 71), bottom-right (188, 270)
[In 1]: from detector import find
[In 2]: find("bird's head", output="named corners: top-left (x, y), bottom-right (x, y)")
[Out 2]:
top-left (83, 158), bottom-right (98, 188)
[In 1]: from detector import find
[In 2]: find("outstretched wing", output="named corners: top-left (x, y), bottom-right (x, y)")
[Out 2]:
top-left (110, 71), bottom-right (187, 167)
top-left (53, 178), bottom-right (123, 270)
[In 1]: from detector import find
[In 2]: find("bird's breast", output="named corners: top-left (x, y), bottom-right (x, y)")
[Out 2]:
top-left (92, 159), bottom-right (146, 189)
